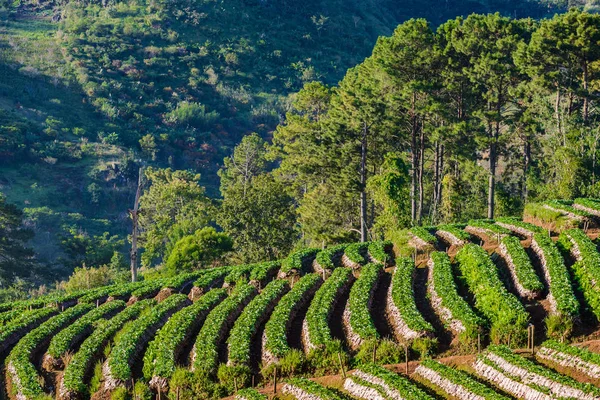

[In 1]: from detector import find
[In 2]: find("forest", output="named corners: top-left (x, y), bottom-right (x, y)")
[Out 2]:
top-left (1, 0), bottom-right (600, 296)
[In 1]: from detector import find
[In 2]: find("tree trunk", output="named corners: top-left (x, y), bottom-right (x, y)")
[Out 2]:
top-left (488, 123), bottom-right (498, 220)
top-left (360, 123), bottom-right (368, 242)
top-left (410, 92), bottom-right (418, 224)
top-left (129, 167), bottom-right (144, 282)
top-left (555, 86), bottom-right (562, 139)
top-left (523, 139), bottom-right (531, 203)
top-left (583, 61), bottom-right (589, 124)
top-left (417, 124), bottom-right (425, 223)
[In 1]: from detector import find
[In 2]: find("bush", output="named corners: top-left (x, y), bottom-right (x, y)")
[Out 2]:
top-left (165, 227), bottom-right (233, 274)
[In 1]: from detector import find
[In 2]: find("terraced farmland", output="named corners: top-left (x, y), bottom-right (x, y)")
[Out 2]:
top-left (5, 199), bottom-right (600, 399)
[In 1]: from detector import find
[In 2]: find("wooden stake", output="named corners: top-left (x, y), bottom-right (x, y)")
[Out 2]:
top-left (273, 367), bottom-right (277, 394)
top-left (372, 343), bottom-right (377, 363)
top-left (234, 377), bottom-right (238, 392)
top-left (405, 344), bottom-right (409, 374)
top-left (129, 166), bottom-right (145, 283)
top-left (176, 388), bottom-right (180, 400)
top-left (252, 374), bottom-right (255, 388)
top-left (478, 333), bottom-right (481, 354)
top-left (531, 325), bottom-right (535, 355)
top-left (337, 353), bottom-right (346, 378)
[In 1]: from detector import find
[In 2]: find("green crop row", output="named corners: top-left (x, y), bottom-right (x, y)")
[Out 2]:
top-left (347, 263), bottom-right (382, 341)
top-left (263, 274), bottom-right (322, 360)
top-left (0, 308), bottom-right (23, 326)
top-left (540, 339), bottom-right (600, 372)
top-left (305, 267), bottom-right (354, 348)
top-left (574, 198), bottom-right (600, 213)
top-left (483, 345), bottom-right (600, 397)
top-left (161, 271), bottom-right (205, 290)
top-left (368, 241), bottom-right (393, 264)
top-left (0, 289), bottom-right (88, 313)
top-left (500, 236), bottom-right (544, 294)
top-left (436, 224), bottom-right (470, 241)
top-left (192, 266), bottom-right (231, 289)
top-left (223, 264), bottom-right (257, 286)
top-left (533, 233), bottom-right (579, 317)
top-left (143, 289), bottom-right (227, 381)
top-left (106, 294), bottom-right (189, 382)
top-left (315, 244), bottom-right (347, 270)
top-left (495, 217), bottom-right (545, 235)
top-left (456, 244), bottom-right (529, 345)
top-left (248, 261), bottom-right (280, 283)
top-left (354, 363), bottom-right (434, 400)
top-left (227, 280), bottom-right (289, 365)
top-left (193, 284), bottom-right (257, 375)
top-left (281, 248), bottom-right (320, 275)
top-left (391, 257), bottom-right (434, 335)
top-left (283, 378), bottom-right (346, 400)
top-left (130, 279), bottom-right (169, 299)
top-left (467, 219), bottom-right (512, 235)
top-left (47, 300), bottom-right (125, 359)
top-left (235, 388), bottom-right (267, 400)
top-left (546, 199), bottom-right (591, 218)
top-left (559, 229), bottom-right (600, 318)
top-left (344, 243), bottom-right (369, 265)
top-left (6, 303), bottom-right (94, 399)
top-left (61, 300), bottom-right (153, 397)
top-left (0, 307), bottom-right (57, 353)
top-left (78, 281), bottom-right (144, 304)
top-left (418, 359), bottom-right (509, 400)
top-left (409, 227), bottom-right (437, 244)
top-left (429, 252), bottom-right (484, 341)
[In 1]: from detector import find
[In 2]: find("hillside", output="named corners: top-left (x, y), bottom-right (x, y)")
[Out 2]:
top-left (0, 0), bottom-right (574, 276)
top-left (3, 201), bottom-right (600, 399)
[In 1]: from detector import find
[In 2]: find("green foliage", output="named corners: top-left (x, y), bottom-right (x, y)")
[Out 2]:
top-left (352, 363), bottom-right (434, 400)
top-left (0, 194), bottom-right (34, 284)
top-left (500, 236), bottom-right (544, 294)
top-left (0, 307), bottom-right (57, 346)
top-left (541, 339), bottom-right (600, 369)
top-left (139, 168), bottom-right (214, 267)
top-left (430, 252), bottom-right (484, 345)
top-left (235, 388), bottom-right (267, 400)
top-left (62, 300), bottom-right (153, 397)
top-left (418, 359), bottom-right (510, 400)
top-left (281, 248), bottom-right (320, 275)
top-left (284, 378), bottom-right (347, 400)
top-left (143, 289), bottom-right (226, 381)
top-left (495, 217), bottom-right (545, 235)
top-left (524, 203), bottom-right (579, 231)
top-left (436, 224), bottom-right (470, 241)
top-left (368, 241), bottom-right (393, 264)
top-left (47, 300), bottom-right (125, 358)
top-left (305, 267), bottom-right (353, 348)
top-left (558, 229), bottom-right (600, 319)
top-left (456, 244), bottom-right (529, 345)
top-left (264, 274), bottom-right (322, 359)
top-left (227, 280), bottom-right (288, 365)
top-left (409, 227), bottom-right (437, 244)
top-left (107, 294), bottom-right (188, 381)
top-left (315, 244), bottom-right (347, 270)
top-left (347, 263), bottom-right (382, 341)
top-left (344, 243), bottom-right (369, 265)
top-left (391, 258), bottom-right (435, 335)
top-left (6, 304), bottom-right (93, 399)
top-left (193, 284), bottom-right (257, 375)
top-left (164, 227), bottom-right (233, 274)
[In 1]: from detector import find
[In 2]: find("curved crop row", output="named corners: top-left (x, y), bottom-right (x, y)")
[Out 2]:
top-left (496, 235), bottom-right (543, 300)
top-left (282, 377), bottom-right (346, 400)
top-left (427, 252), bottom-right (483, 344)
top-left (558, 229), bottom-right (600, 319)
top-left (435, 224), bottom-right (469, 246)
top-left (262, 274), bottom-right (322, 364)
top-left (538, 339), bottom-right (600, 380)
top-left (227, 280), bottom-right (289, 366)
top-left (60, 300), bottom-right (154, 399)
top-left (143, 289), bottom-right (227, 389)
top-left (368, 241), bottom-right (393, 264)
top-left (342, 243), bottom-right (369, 269)
top-left (456, 244), bottom-right (529, 345)
top-left (415, 359), bottom-right (509, 400)
top-left (46, 300), bottom-right (126, 366)
top-left (349, 363), bottom-right (434, 400)
top-left (104, 294), bottom-right (189, 389)
top-left (78, 282), bottom-right (144, 304)
top-left (409, 227), bottom-right (437, 248)
top-left (160, 271), bottom-right (205, 292)
top-left (280, 248), bottom-right (320, 277)
top-left (223, 264), bottom-right (256, 287)
top-left (313, 244), bottom-right (347, 273)
top-left (5, 303), bottom-right (94, 399)
top-left (192, 284), bottom-right (257, 375)
top-left (130, 279), bottom-right (169, 301)
top-left (495, 217), bottom-right (544, 237)
top-left (343, 263), bottom-right (382, 349)
top-left (545, 200), bottom-right (591, 219)
top-left (0, 307), bottom-right (58, 356)
top-left (190, 267), bottom-right (231, 299)
top-left (0, 290), bottom-right (89, 313)
top-left (466, 219), bottom-right (511, 242)
top-left (573, 198), bottom-right (600, 217)
top-left (387, 257), bottom-right (435, 341)
top-left (248, 261), bottom-right (280, 287)
top-left (474, 345), bottom-right (600, 400)
top-left (303, 267), bottom-right (354, 351)
top-left (0, 308), bottom-right (24, 326)
top-left (531, 233), bottom-right (579, 322)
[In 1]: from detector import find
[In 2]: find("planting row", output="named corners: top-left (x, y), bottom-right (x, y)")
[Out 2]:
top-left (496, 235), bottom-right (543, 300)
